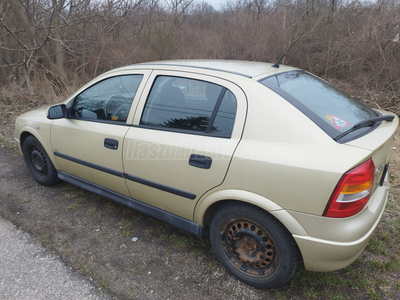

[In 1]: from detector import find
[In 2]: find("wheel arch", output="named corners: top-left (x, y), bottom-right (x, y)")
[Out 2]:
top-left (196, 189), bottom-right (309, 237)
top-left (18, 127), bottom-right (60, 170)
top-left (20, 131), bottom-right (33, 148)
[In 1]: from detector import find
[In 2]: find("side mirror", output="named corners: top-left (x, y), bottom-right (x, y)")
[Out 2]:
top-left (47, 104), bottom-right (67, 119)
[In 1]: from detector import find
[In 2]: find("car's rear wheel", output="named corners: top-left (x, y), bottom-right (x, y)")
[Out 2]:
top-left (22, 135), bottom-right (59, 186)
top-left (209, 202), bottom-right (299, 289)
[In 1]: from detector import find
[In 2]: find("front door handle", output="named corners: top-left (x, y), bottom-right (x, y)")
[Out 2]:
top-left (189, 154), bottom-right (212, 169)
top-left (104, 138), bottom-right (119, 150)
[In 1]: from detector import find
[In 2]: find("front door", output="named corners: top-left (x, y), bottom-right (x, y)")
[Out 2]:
top-left (51, 73), bottom-right (148, 196)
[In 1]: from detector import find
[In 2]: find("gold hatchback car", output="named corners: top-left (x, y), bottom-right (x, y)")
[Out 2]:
top-left (14, 60), bottom-right (398, 289)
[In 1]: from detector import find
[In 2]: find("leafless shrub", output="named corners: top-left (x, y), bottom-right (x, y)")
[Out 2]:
top-left (0, 0), bottom-right (399, 112)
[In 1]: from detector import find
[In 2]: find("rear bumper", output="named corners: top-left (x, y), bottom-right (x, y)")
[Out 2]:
top-left (290, 178), bottom-right (389, 272)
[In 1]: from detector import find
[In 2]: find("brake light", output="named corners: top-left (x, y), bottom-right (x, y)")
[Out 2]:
top-left (323, 159), bottom-right (375, 218)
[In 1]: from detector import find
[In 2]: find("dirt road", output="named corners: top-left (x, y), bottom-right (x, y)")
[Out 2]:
top-left (0, 146), bottom-right (273, 300)
top-left (1, 142), bottom-right (400, 299)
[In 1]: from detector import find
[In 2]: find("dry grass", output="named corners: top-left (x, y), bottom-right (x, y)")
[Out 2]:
top-left (0, 81), bottom-right (65, 149)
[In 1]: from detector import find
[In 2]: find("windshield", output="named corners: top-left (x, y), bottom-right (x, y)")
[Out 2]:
top-left (260, 71), bottom-right (378, 140)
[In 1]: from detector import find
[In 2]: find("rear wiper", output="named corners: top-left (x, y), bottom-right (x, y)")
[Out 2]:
top-left (334, 115), bottom-right (395, 141)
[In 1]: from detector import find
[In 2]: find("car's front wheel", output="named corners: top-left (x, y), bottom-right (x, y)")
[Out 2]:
top-left (22, 135), bottom-right (59, 186)
top-left (209, 202), bottom-right (299, 289)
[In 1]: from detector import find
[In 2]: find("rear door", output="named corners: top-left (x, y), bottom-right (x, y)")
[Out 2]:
top-left (122, 71), bottom-right (247, 220)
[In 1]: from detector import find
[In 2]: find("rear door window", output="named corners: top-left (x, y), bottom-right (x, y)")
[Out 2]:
top-left (260, 71), bottom-right (378, 141)
top-left (140, 76), bottom-right (237, 137)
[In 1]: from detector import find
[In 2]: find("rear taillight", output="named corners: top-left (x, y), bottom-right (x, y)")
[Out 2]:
top-left (323, 159), bottom-right (375, 218)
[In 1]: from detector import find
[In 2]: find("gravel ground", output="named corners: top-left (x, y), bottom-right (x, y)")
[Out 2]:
top-left (0, 215), bottom-right (110, 300)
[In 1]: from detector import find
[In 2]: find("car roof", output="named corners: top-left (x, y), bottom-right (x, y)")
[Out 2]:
top-left (117, 59), bottom-right (299, 80)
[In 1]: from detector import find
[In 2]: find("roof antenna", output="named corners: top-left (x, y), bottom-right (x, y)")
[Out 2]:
top-left (272, 33), bottom-right (304, 68)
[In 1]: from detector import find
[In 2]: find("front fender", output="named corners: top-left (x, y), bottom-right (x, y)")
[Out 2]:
top-left (194, 189), bottom-right (308, 236)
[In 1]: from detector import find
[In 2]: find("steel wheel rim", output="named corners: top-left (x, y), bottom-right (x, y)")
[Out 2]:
top-left (30, 146), bottom-right (48, 176)
top-left (220, 218), bottom-right (278, 277)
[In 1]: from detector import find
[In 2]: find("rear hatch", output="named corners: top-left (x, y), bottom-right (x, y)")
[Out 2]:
top-left (260, 70), bottom-right (398, 188)
top-left (346, 114), bottom-right (398, 191)
top-left (260, 71), bottom-right (394, 140)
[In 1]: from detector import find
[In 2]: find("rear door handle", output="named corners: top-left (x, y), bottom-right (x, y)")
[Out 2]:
top-left (189, 154), bottom-right (212, 169)
top-left (104, 138), bottom-right (119, 150)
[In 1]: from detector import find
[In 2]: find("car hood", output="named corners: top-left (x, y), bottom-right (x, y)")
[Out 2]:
top-left (17, 105), bottom-right (49, 121)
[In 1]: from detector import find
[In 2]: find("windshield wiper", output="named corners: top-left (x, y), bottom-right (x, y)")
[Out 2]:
top-left (334, 115), bottom-right (395, 141)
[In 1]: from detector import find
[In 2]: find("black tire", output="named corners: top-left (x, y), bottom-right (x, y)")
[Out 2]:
top-left (22, 135), bottom-right (59, 186)
top-left (209, 202), bottom-right (299, 289)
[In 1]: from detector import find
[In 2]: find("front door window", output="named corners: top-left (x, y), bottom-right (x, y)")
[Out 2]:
top-left (73, 75), bottom-right (143, 123)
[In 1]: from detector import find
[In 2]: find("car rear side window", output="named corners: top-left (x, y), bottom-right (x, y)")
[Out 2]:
top-left (73, 75), bottom-right (143, 123)
top-left (260, 71), bottom-right (378, 141)
top-left (140, 76), bottom-right (237, 137)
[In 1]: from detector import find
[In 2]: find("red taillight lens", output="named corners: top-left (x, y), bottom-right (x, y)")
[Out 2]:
top-left (323, 159), bottom-right (375, 218)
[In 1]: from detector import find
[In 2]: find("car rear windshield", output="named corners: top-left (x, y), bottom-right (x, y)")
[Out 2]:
top-left (260, 71), bottom-right (378, 141)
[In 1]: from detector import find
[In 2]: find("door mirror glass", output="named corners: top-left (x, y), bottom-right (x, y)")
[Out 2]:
top-left (47, 104), bottom-right (67, 119)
